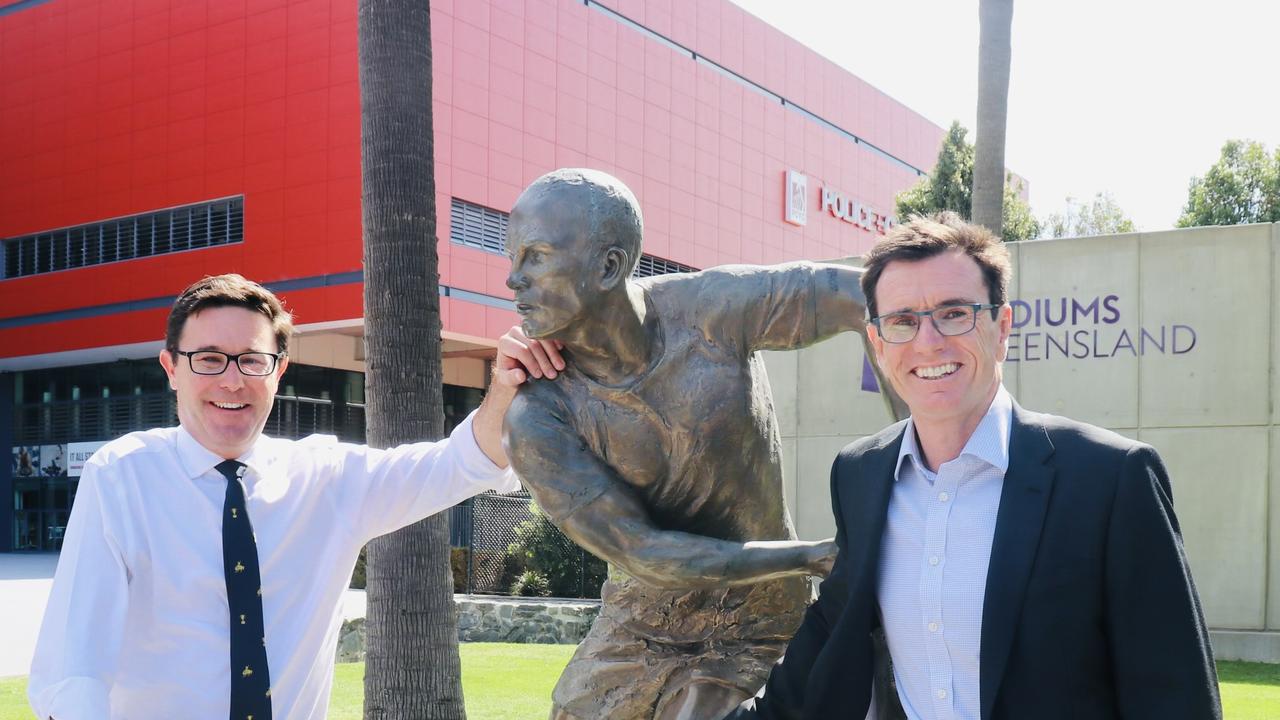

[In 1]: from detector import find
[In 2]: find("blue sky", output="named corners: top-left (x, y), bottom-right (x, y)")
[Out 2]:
top-left (731, 0), bottom-right (1280, 231)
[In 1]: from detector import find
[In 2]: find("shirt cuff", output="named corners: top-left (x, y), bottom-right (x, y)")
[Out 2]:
top-left (456, 411), bottom-right (522, 494)
top-left (29, 675), bottom-right (111, 720)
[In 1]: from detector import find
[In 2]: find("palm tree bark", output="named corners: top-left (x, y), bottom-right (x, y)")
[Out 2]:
top-left (358, 0), bottom-right (464, 718)
top-left (973, 0), bottom-right (1014, 236)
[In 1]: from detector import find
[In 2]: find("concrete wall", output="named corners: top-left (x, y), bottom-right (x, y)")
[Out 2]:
top-left (766, 222), bottom-right (1279, 636)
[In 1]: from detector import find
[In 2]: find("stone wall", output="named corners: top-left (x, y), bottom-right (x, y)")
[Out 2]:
top-left (336, 596), bottom-right (601, 661)
top-left (457, 596), bottom-right (599, 644)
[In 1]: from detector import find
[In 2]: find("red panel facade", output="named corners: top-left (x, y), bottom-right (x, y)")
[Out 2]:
top-left (0, 0), bottom-right (944, 361)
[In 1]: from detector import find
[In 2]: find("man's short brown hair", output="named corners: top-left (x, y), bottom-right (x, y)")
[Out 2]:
top-left (165, 274), bottom-right (294, 356)
top-left (860, 212), bottom-right (1012, 319)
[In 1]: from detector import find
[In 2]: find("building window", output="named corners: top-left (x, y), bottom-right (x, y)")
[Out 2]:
top-left (450, 198), bottom-right (509, 255)
top-left (633, 254), bottom-right (696, 277)
top-left (1, 196), bottom-right (245, 280)
top-left (449, 197), bottom-right (695, 278)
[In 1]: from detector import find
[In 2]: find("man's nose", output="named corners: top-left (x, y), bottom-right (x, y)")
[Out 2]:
top-left (914, 315), bottom-right (947, 348)
top-left (219, 362), bottom-right (247, 389)
top-left (507, 271), bottom-right (527, 291)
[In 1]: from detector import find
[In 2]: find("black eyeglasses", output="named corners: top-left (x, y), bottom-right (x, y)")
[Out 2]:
top-left (176, 350), bottom-right (284, 376)
top-left (870, 303), bottom-right (1000, 344)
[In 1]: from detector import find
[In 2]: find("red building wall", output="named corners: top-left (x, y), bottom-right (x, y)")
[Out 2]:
top-left (0, 0), bottom-right (943, 362)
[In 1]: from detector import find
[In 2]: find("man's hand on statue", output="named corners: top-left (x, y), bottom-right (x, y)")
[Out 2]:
top-left (495, 325), bottom-right (566, 386)
top-left (805, 539), bottom-right (839, 577)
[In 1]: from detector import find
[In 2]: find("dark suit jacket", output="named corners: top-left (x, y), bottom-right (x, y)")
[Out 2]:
top-left (728, 403), bottom-right (1221, 720)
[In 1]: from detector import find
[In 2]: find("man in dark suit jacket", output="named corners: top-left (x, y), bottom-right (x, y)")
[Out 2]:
top-left (728, 213), bottom-right (1220, 720)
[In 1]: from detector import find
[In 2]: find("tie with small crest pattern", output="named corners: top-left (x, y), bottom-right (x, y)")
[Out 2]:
top-left (216, 459), bottom-right (273, 720)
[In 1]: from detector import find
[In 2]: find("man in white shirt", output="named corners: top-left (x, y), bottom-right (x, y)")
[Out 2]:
top-left (28, 273), bottom-right (563, 720)
top-left (729, 213), bottom-right (1221, 719)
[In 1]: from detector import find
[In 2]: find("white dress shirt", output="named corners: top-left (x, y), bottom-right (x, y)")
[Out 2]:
top-left (28, 411), bottom-right (518, 720)
top-left (876, 386), bottom-right (1011, 720)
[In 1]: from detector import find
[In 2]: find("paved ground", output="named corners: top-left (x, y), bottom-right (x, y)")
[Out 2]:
top-left (0, 553), bottom-right (57, 678)
top-left (0, 552), bottom-right (368, 679)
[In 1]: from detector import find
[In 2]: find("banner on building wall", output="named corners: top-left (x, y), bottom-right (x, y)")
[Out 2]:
top-left (10, 444), bottom-right (75, 477)
top-left (40, 444), bottom-right (66, 477)
top-left (67, 441), bottom-right (108, 477)
top-left (12, 445), bottom-right (40, 478)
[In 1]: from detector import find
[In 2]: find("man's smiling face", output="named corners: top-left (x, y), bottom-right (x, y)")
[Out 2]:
top-left (159, 306), bottom-right (287, 459)
top-left (868, 250), bottom-right (1012, 430)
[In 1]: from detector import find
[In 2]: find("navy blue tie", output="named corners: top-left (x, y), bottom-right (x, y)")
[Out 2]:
top-left (217, 459), bottom-right (273, 720)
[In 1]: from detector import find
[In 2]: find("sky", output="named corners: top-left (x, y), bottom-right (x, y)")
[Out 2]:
top-left (729, 0), bottom-right (1280, 231)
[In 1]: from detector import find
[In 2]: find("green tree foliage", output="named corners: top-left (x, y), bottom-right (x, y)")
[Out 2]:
top-left (507, 502), bottom-right (607, 599)
top-left (896, 121), bottom-right (1040, 242)
top-left (1177, 140), bottom-right (1280, 227)
top-left (1042, 192), bottom-right (1137, 239)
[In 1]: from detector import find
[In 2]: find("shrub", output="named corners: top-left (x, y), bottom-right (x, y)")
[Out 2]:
top-left (510, 569), bottom-right (552, 597)
top-left (507, 502), bottom-right (607, 599)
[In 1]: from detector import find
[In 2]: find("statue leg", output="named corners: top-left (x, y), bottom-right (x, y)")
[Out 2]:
top-left (655, 680), bottom-right (751, 720)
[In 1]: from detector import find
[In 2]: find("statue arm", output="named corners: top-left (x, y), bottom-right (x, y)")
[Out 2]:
top-left (556, 483), bottom-right (834, 590)
top-left (701, 262), bottom-right (908, 421)
top-left (694, 262), bottom-right (869, 353)
top-left (504, 395), bottom-right (835, 590)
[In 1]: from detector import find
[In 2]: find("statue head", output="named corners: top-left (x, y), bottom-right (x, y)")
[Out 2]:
top-left (505, 169), bottom-right (644, 339)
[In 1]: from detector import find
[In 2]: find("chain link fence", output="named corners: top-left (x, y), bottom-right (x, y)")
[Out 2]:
top-left (452, 493), bottom-right (606, 599)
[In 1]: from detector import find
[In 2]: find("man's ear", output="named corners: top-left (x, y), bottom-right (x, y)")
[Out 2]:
top-left (158, 349), bottom-right (178, 391)
top-left (867, 323), bottom-right (887, 367)
top-left (995, 303), bottom-right (1014, 361)
top-left (600, 247), bottom-right (629, 291)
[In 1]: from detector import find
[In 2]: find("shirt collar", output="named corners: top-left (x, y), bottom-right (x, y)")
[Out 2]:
top-left (174, 425), bottom-right (270, 480)
top-left (895, 384), bottom-right (1013, 481)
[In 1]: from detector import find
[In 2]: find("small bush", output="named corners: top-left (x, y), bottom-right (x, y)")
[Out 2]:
top-left (510, 569), bottom-right (552, 597)
top-left (507, 502), bottom-right (607, 598)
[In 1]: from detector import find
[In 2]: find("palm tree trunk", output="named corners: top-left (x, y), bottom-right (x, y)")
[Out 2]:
top-left (973, 0), bottom-right (1014, 236)
top-left (358, 1), bottom-right (464, 718)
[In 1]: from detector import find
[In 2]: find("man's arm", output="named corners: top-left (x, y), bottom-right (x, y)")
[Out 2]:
top-left (28, 462), bottom-right (129, 720)
top-left (1105, 444), bottom-right (1222, 718)
top-left (504, 394), bottom-right (835, 590)
top-left (725, 456), bottom-right (853, 719)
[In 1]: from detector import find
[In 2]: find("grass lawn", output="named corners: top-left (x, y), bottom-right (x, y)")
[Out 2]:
top-left (329, 643), bottom-right (575, 720)
top-left (1, 651), bottom-right (1274, 719)
top-left (1219, 660), bottom-right (1280, 720)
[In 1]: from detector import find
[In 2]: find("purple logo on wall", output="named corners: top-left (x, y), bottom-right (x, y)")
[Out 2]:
top-left (859, 294), bottom-right (1197, 392)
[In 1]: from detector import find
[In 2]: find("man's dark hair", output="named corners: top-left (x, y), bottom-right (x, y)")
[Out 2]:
top-left (165, 274), bottom-right (294, 356)
top-left (860, 212), bottom-right (1012, 319)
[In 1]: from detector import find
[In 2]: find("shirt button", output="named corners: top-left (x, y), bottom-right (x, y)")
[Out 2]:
top-left (936, 688), bottom-right (947, 699)
top-left (938, 491), bottom-right (950, 502)
top-left (929, 555), bottom-right (940, 566)
top-left (928, 621), bottom-right (939, 632)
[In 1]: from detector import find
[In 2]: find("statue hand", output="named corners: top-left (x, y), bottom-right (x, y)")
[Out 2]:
top-left (805, 539), bottom-right (839, 577)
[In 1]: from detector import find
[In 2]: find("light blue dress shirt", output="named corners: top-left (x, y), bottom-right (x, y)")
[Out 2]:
top-left (876, 386), bottom-right (1012, 720)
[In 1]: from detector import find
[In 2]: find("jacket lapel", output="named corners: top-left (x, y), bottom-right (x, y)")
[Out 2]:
top-left (979, 403), bottom-right (1056, 720)
top-left (808, 422), bottom-right (905, 719)
top-left (839, 423), bottom-right (906, 595)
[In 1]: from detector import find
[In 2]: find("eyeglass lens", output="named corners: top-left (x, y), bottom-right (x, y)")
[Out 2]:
top-left (188, 351), bottom-right (276, 375)
top-left (880, 305), bottom-right (977, 342)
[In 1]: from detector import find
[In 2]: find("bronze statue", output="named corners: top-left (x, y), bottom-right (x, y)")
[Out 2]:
top-left (502, 169), bottom-right (897, 720)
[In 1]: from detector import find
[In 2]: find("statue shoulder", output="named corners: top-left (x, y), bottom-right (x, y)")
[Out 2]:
top-left (506, 377), bottom-right (580, 442)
